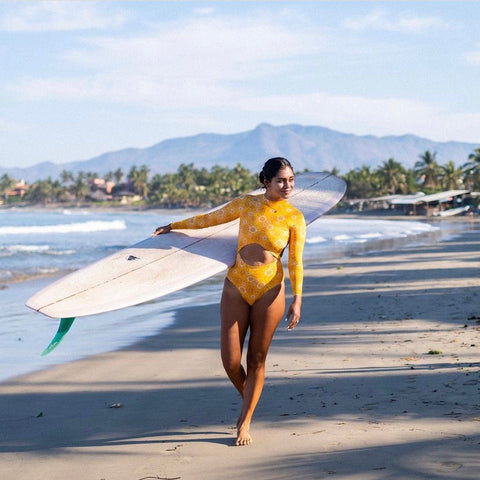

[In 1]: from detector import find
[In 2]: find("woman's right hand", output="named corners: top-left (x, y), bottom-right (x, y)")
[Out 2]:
top-left (152, 224), bottom-right (172, 236)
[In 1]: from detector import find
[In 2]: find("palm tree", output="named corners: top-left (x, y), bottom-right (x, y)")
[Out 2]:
top-left (60, 169), bottom-right (74, 186)
top-left (138, 165), bottom-right (150, 198)
top-left (26, 178), bottom-right (56, 204)
top-left (439, 161), bottom-right (463, 190)
top-left (344, 165), bottom-right (379, 199)
top-left (228, 163), bottom-right (258, 196)
top-left (177, 163), bottom-right (197, 191)
top-left (466, 147), bottom-right (480, 172)
top-left (113, 168), bottom-right (124, 184)
top-left (127, 166), bottom-right (138, 190)
top-left (328, 167), bottom-right (341, 177)
top-left (376, 158), bottom-right (407, 194)
top-left (415, 150), bottom-right (440, 191)
top-left (128, 165), bottom-right (150, 198)
top-left (70, 173), bottom-right (89, 202)
top-left (86, 171), bottom-right (98, 183)
top-left (463, 147), bottom-right (480, 190)
top-left (0, 173), bottom-right (15, 201)
top-left (405, 168), bottom-right (420, 194)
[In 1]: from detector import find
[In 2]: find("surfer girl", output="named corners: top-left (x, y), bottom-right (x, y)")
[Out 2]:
top-left (153, 157), bottom-right (306, 446)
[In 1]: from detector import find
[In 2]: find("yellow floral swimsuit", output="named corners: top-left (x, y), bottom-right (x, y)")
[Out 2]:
top-left (171, 194), bottom-right (306, 306)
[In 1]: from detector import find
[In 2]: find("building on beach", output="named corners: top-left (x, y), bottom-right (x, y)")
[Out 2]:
top-left (347, 190), bottom-right (477, 216)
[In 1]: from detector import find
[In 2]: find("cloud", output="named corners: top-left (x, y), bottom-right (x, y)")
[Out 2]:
top-left (73, 16), bottom-right (322, 76)
top-left (193, 7), bottom-right (216, 16)
top-left (0, 1), bottom-right (128, 32)
top-left (9, 15), bottom-right (327, 107)
top-left (5, 7), bottom-right (478, 145)
top-left (463, 44), bottom-right (480, 65)
top-left (343, 8), bottom-right (448, 33)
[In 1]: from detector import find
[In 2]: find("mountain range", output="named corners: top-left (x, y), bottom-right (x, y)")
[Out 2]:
top-left (1, 123), bottom-right (478, 182)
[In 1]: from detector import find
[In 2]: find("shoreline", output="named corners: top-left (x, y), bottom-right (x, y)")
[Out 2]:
top-left (1, 221), bottom-right (479, 479)
top-left (2, 199), bottom-right (478, 219)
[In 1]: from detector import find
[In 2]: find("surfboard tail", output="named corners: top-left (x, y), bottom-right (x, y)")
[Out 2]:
top-left (41, 317), bottom-right (75, 356)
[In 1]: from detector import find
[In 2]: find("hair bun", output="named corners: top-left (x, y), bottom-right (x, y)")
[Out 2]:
top-left (259, 157), bottom-right (293, 187)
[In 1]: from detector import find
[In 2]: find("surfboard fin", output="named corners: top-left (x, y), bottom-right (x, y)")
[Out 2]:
top-left (41, 317), bottom-right (75, 356)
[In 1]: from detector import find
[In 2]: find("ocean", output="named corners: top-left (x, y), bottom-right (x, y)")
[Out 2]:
top-left (0, 207), bottom-right (460, 382)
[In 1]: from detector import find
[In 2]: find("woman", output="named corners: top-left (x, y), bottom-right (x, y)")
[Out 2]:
top-left (153, 157), bottom-right (306, 446)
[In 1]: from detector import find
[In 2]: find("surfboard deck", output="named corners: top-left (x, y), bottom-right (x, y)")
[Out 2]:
top-left (26, 172), bottom-right (346, 320)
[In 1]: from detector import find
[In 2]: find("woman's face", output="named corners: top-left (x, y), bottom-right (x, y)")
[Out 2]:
top-left (265, 166), bottom-right (295, 201)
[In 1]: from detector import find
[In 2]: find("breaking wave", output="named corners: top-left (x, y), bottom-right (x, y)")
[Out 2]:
top-left (0, 245), bottom-right (76, 257)
top-left (0, 220), bottom-right (126, 236)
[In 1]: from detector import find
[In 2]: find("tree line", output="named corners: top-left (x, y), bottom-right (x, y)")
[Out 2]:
top-left (343, 148), bottom-right (480, 199)
top-left (1, 148), bottom-right (479, 207)
top-left (0, 163), bottom-right (258, 207)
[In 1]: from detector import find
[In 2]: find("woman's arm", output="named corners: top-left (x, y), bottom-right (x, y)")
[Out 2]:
top-left (153, 197), bottom-right (243, 235)
top-left (286, 214), bottom-right (306, 330)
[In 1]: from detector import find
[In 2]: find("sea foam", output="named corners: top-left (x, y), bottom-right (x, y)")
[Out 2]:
top-left (0, 220), bottom-right (126, 236)
top-left (0, 245), bottom-right (76, 257)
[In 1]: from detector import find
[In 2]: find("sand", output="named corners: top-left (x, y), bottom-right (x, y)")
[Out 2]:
top-left (1, 221), bottom-right (479, 480)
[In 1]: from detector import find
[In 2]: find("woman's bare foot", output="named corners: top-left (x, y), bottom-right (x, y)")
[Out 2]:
top-left (236, 421), bottom-right (252, 446)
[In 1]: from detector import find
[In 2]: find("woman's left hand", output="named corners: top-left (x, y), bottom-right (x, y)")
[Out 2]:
top-left (286, 295), bottom-right (302, 330)
top-left (152, 224), bottom-right (172, 236)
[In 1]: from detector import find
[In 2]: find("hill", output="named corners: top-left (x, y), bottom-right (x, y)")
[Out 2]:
top-left (1, 123), bottom-right (477, 182)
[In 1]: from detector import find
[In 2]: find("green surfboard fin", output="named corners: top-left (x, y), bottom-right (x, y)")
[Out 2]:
top-left (41, 317), bottom-right (76, 356)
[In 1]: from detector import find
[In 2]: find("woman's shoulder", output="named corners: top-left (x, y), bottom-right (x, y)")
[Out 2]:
top-left (284, 201), bottom-right (303, 215)
top-left (223, 194), bottom-right (259, 209)
top-left (242, 193), bottom-right (263, 204)
top-left (284, 202), bottom-right (306, 223)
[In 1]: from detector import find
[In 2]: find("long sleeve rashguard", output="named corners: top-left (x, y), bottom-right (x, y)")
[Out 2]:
top-left (171, 194), bottom-right (306, 296)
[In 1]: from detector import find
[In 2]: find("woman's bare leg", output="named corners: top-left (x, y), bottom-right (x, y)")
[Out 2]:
top-left (236, 283), bottom-right (285, 446)
top-left (220, 279), bottom-right (250, 397)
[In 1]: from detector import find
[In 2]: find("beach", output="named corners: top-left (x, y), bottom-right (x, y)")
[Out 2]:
top-left (1, 217), bottom-right (479, 479)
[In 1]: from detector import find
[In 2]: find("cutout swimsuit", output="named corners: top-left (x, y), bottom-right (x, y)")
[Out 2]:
top-left (170, 194), bottom-right (306, 305)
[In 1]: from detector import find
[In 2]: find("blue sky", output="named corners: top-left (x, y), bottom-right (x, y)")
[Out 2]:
top-left (1, 0), bottom-right (480, 168)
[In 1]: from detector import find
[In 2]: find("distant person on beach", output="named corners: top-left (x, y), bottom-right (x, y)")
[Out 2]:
top-left (153, 157), bottom-right (306, 446)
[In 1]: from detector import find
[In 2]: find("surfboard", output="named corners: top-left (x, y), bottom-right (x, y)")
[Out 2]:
top-left (26, 172), bottom-right (346, 354)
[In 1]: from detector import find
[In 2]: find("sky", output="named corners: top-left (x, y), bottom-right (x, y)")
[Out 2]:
top-left (1, 0), bottom-right (480, 168)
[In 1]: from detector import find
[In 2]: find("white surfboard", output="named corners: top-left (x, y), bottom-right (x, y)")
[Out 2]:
top-left (26, 172), bottom-right (345, 354)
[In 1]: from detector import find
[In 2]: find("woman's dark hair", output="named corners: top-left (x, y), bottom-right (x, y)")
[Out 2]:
top-left (259, 157), bottom-right (294, 186)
